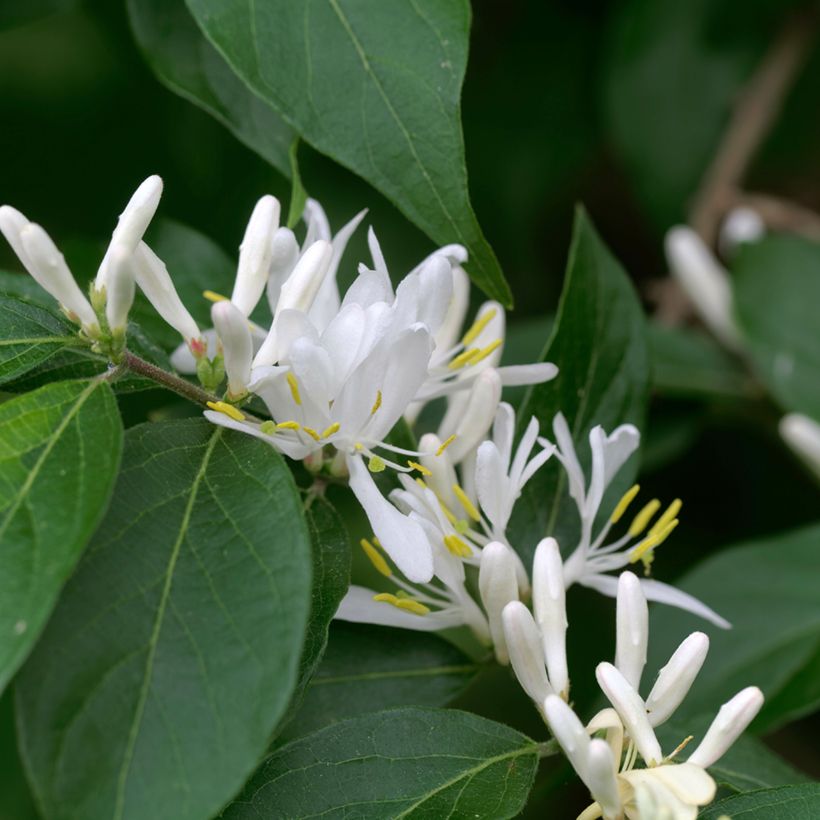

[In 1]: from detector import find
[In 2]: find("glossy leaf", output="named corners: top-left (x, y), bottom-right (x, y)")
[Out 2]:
top-left (16, 420), bottom-right (313, 820)
top-left (222, 707), bottom-right (538, 819)
top-left (700, 784), bottom-right (820, 819)
top-left (282, 622), bottom-right (481, 741)
top-left (185, 0), bottom-right (511, 304)
top-left (509, 207), bottom-right (648, 563)
top-left (127, 0), bottom-right (293, 178)
top-left (0, 379), bottom-right (121, 692)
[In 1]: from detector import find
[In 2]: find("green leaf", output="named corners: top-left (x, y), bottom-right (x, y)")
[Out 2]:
top-left (0, 379), bottom-right (122, 692)
top-left (0, 0), bottom-right (76, 30)
top-left (222, 707), bottom-right (538, 819)
top-left (185, 0), bottom-right (511, 305)
top-left (733, 235), bottom-right (820, 419)
top-left (127, 0), bottom-right (293, 178)
top-left (282, 622), bottom-right (481, 741)
top-left (509, 207), bottom-right (649, 563)
top-left (647, 523), bottom-right (820, 732)
top-left (0, 693), bottom-right (38, 820)
top-left (0, 295), bottom-right (86, 386)
top-left (700, 784), bottom-right (820, 820)
top-left (16, 420), bottom-right (313, 820)
top-left (286, 138), bottom-right (308, 229)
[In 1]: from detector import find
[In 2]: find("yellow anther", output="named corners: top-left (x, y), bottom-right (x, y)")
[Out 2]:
top-left (455, 519), bottom-right (469, 535)
top-left (373, 592), bottom-right (430, 616)
top-left (415, 478), bottom-right (428, 489)
top-left (461, 308), bottom-right (498, 346)
top-left (321, 422), bottom-right (340, 439)
top-left (360, 538), bottom-right (391, 577)
top-left (206, 401), bottom-right (245, 422)
top-left (470, 338), bottom-right (503, 365)
top-left (259, 420), bottom-right (276, 435)
top-left (370, 390), bottom-right (383, 415)
top-left (649, 499), bottom-right (682, 537)
top-left (448, 347), bottom-right (481, 370)
top-left (407, 460), bottom-right (432, 476)
top-left (354, 442), bottom-right (364, 451)
top-left (630, 518), bottom-right (679, 563)
top-left (302, 426), bottom-right (321, 441)
top-left (286, 372), bottom-right (302, 405)
top-left (372, 536), bottom-right (381, 547)
top-left (276, 420), bottom-right (301, 431)
top-left (439, 501), bottom-right (458, 525)
top-left (452, 484), bottom-right (481, 522)
top-left (436, 434), bottom-right (457, 456)
top-left (628, 499), bottom-right (661, 537)
top-left (443, 534), bottom-right (473, 558)
top-left (611, 484), bottom-right (640, 523)
top-left (368, 455), bottom-right (386, 473)
top-left (202, 290), bottom-right (228, 303)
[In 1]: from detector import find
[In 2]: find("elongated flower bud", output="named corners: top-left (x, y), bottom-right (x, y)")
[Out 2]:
top-left (586, 738), bottom-right (622, 819)
top-left (478, 542), bottom-right (519, 664)
top-left (688, 687), bottom-right (764, 768)
top-left (15, 221), bottom-right (98, 331)
top-left (779, 413), bottom-right (820, 480)
top-left (132, 242), bottom-right (201, 345)
top-left (441, 368), bottom-right (502, 464)
top-left (596, 662), bottom-right (662, 766)
top-left (532, 537), bottom-right (569, 698)
top-left (615, 571), bottom-right (648, 690)
top-left (543, 695), bottom-right (592, 787)
top-left (645, 632), bottom-right (709, 727)
top-left (502, 601), bottom-right (551, 706)
top-left (212, 300), bottom-right (252, 398)
top-left (232, 195), bottom-right (280, 316)
top-left (105, 244), bottom-right (135, 332)
top-left (266, 226), bottom-right (301, 312)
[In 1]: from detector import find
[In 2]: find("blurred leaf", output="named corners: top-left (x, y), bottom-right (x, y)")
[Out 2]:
top-left (0, 379), bottom-right (121, 692)
top-left (700, 784), bottom-right (820, 819)
top-left (647, 523), bottom-right (820, 732)
top-left (222, 707), bottom-right (538, 819)
top-left (759, 640), bottom-right (820, 729)
top-left (509, 207), bottom-right (648, 564)
top-left (185, 0), bottom-right (512, 305)
top-left (0, 694), bottom-right (38, 820)
top-left (17, 420), bottom-right (312, 820)
top-left (733, 235), bottom-right (820, 420)
top-left (281, 622), bottom-right (481, 741)
top-left (127, 0), bottom-right (293, 177)
top-left (0, 0), bottom-right (76, 31)
top-left (648, 322), bottom-right (755, 399)
top-left (0, 295), bottom-right (85, 386)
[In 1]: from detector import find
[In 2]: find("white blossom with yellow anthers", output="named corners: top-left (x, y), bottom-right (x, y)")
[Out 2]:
top-left (545, 412), bottom-right (729, 628)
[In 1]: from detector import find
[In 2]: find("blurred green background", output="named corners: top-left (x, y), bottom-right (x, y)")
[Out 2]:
top-left (1, 0), bottom-right (819, 816)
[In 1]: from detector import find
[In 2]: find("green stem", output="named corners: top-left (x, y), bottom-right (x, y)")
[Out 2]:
top-left (122, 350), bottom-right (218, 407)
top-left (537, 739), bottom-right (561, 759)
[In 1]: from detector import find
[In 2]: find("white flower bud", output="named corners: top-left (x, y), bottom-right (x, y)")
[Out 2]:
top-left (532, 537), bottom-right (569, 698)
top-left (265, 227), bottom-right (301, 313)
top-left (779, 413), bottom-right (820, 480)
top-left (615, 571), bottom-right (648, 690)
top-left (16, 221), bottom-right (98, 330)
top-left (211, 300), bottom-right (252, 398)
top-left (645, 632), bottom-right (709, 727)
top-left (543, 694), bottom-right (591, 786)
top-left (132, 242), bottom-right (201, 345)
top-left (232, 195), bottom-right (280, 316)
top-left (105, 244), bottom-right (135, 332)
top-left (440, 368), bottom-right (502, 464)
top-left (596, 662), bottom-right (662, 766)
top-left (688, 686), bottom-right (764, 768)
top-left (478, 542), bottom-right (519, 665)
top-left (586, 738), bottom-right (622, 820)
top-left (719, 206), bottom-right (764, 258)
top-left (501, 601), bottom-right (551, 706)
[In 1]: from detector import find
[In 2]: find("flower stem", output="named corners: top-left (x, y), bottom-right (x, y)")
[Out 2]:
top-left (537, 739), bottom-right (561, 759)
top-left (121, 350), bottom-right (218, 407)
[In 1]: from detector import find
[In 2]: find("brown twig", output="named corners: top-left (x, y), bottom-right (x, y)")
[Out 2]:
top-left (727, 191), bottom-right (820, 240)
top-left (122, 350), bottom-right (218, 406)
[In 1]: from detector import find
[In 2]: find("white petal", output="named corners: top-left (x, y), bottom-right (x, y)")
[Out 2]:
top-left (433, 262), bottom-right (470, 354)
top-left (543, 694), bottom-right (591, 786)
top-left (532, 538), bottom-right (569, 697)
top-left (637, 579), bottom-right (731, 629)
top-left (232, 195), bottom-right (280, 315)
top-left (212, 300), bottom-right (252, 397)
top-left (780, 413), bottom-right (820, 479)
top-left (502, 601), bottom-right (551, 706)
top-left (274, 238), bottom-right (332, 320)
top-left (491, 402), bottom-right (515, 470)
top-left (497, 362), bottom-right (559, 386)
top-left (266, 226), bottom-right (300, 313)
top-left (104, 244), bottom-right (135, 331)
top-left (335, 585), bottom-right (462, 632)
top-left (475, 441), bottom-right (508, 535)
top-left (445, 369), bottom-right (502, 463)
top-left (615, 571), bottom-right (648, 691)
top-left (552, 412), bottom-right (586, 509)
top-left (646, 632), bottom-right (709, 727)
top-left (586, 739), bottom-right (622, 819)
top-left (478, 542), bottom-right (519, 664)
top-left (202, 410), bottom-right (310, 459)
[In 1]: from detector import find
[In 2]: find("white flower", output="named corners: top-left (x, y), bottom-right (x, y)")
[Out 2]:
top-left (211, 300), bottom-right (252, 399)
top-left (547, 412), bottom-right (729, 628)
top-left (779, 413), bottom-right (820, 480)
top-left (231, 195), bottom-right (281, 316)
top-left (104, 244), bottom-right (136, 333)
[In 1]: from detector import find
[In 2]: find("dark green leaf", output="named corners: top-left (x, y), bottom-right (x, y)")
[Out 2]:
top-left (734, 235), bottom-right (820, 419)
top-left (185, 0), bottom-right (511, 304)
top-left (282, 622), bottom-right (481, 741)
top-left (509, 207), bottom-right (649, 564)
top-left (127, 0), bottom-right (293, 177)
top-left (647, 523), bottom-right (820, 732)
top-left (17, 420), bottom-right (313, 820)
top-left (222, 707), bottom-right (538, 819)
top-left (700, 784), bottom-right (820, 819)
top-left (0, 693), bottom-right (38, 820)
top-left (0, 379), bottom-right (121, 692)
top-left (0, 0), bottom-right (76, 30)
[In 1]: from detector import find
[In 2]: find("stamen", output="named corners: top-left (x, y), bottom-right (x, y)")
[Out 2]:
top-left (629, 518), bottom-right (679, 563)
top-left (370, 390), bottom-right (382, 415)
top-left (443, 533), bottom-right (473, 557)
top-left (649, 498), bottom-right (682, 537)
top-left (373, 592), bottom-right (430, 616)
top-left (666, 735), bottom-right (694, 762)
top-left (276, 421), bottom-right (301, 431)
top-left (439, 501), bottom-right (458, 525)
top-left (354, 442), bottom-right (363, 451)
top-left (436, 434), bottom-right (457, 456)
top-left (452, 484), bottom-right (481, 522)
top-left (202, 290), bottom-right (228, 303)
top-left (321, 422), bottom-right (340, 439)
top-left (368, 455), bottom-right (386, 473)
top-left (461, 307), bottom-right (497, 346)
top-left (407, 460), bottom-right (432, 476)
top-left (360, 538), bottom-right (391, 577)
top-left (469, 338), bottom-right (502, 364)
top-left (372, 537), bottom-right (382, 547)
top-left (628, 499), bottom-right (661, 536)
top-left (301, 426), bottom-right (321, 441)
top-left (286, 372), bottom-right (302, 405)
top-left (206, 401), bottom-right (245, 422)
top-left (611, 484), bottom-right (640, 523)
top-left (448, 347), bottom-right (480, 370)
top-left (415, 478), bottom-right (428, 489)
top-left (259, 420), bottom-right (276, 435)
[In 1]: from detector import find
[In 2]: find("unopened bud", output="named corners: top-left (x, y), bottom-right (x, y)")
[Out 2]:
top-left (232, 195), bottom-right (280, 315)
top-left (211, 300), bottom-right (252, 399)
top-left (478, 542), bottom-right (519, 665)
